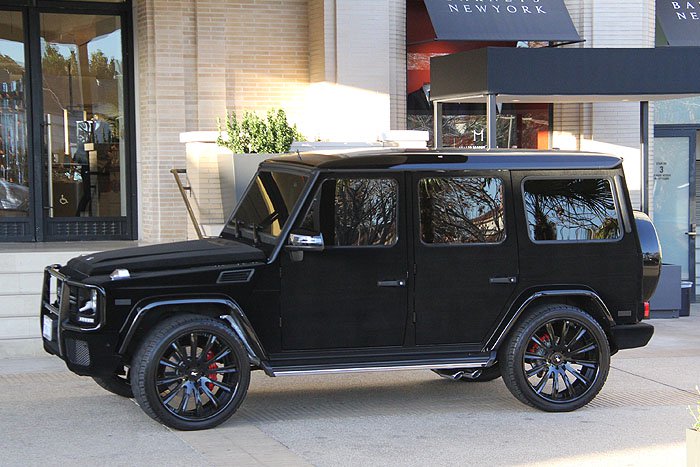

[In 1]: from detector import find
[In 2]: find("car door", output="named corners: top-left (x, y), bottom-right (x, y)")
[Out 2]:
top-left (280, 172), bottom-right (409, 350)
top-left (412, 171), bottom-right (519, 346)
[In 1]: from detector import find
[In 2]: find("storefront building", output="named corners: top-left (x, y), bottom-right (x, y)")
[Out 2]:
top-left (1, 0), bottom-right (699, 354)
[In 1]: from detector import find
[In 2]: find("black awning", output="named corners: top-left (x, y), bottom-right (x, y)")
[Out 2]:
top-left (430, 47), bottom-right (700, 103)
top-left (656, 1), bottom-right (700, 46)
top-left (423, 0), bottom-right (581, 43)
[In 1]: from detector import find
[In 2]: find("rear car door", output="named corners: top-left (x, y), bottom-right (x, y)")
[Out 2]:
top-left (412, 171), bottom-right (519, 346)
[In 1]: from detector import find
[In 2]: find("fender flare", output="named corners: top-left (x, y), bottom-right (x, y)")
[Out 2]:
top-left (485, 289), bottom-right (615, 351)
top-left (117, 296), bottom-right (268, 369)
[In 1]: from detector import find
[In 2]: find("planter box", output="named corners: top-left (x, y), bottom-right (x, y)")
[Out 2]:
top-left (649, 264), bottom-right (681, 319)
top-left (688, 428), bottom-right (700, 467)
top-left (217, 153), bottom-right (273, 218)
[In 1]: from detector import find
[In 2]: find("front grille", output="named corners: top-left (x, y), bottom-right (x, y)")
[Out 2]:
top-left (65, 338), bottom-right (91, 366)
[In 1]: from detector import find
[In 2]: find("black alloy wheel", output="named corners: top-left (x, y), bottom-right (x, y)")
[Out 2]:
top-left (500, 305), bottom-right (610, 412)
top-left (131, 314), bottom-right (250, 430)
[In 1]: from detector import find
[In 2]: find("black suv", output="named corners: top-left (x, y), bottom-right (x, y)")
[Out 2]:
top-left (40, 149), bottom-right (661, 430)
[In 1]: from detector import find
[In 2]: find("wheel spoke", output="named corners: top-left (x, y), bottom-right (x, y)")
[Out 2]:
top-left (569, 358), bottom-right (598, 369)
top-left (159, 359), bottom-right (179, 370)
top-left (551, 369), bottom-right (560, 396)
top-left (171, 340), bottom-right (189, 364)
top-left (178, 384), bottom-right (192, 414)
top-left (190, 333), bottom-right (198, 359)
top-left (524, 352), bottom-right (546, 361)
top-left (209, 365), bottom-right (239, 375)
top-left (193, 385), bottom-right (204, 416)
top-left (564, 363), bottom-right (591, 387)
top-left (198, 335), bottom-right (217, 363)
top-left (562, 371), bottom-right (575, 397)
top-left (570, 343), bottom-right (597, 356)
top-left (162, 381), bottom-right (186, 405)
top-left (199, 381), bottom-right (219, 408)
top-left (209, 347), bottom-right (231, 364)
top-left (526, 363), bottom-right (547, 377)
top-left (534, 367), bottom-right (553, 394)
top-left (157, 374), bottom-right (184, 386)
top-left (560, 321), bottom-right (570, 347)
top-left (566, 327), bottom-right (587, 348)
top-left (202, 377), bottom-right (232, 393)
top-left (545, 323), bottom-right (557, 345)
top-left (530, 334), bottom-right (546, 349)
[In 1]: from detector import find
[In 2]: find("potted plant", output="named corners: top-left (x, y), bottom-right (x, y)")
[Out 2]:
top-left (216, 108), bottom-right (304, 215)
top-left (689, 387), bottom-right (700, 467)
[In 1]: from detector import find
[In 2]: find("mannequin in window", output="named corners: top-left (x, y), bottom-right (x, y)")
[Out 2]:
top-left (407, 82), bottom-right (432, 114)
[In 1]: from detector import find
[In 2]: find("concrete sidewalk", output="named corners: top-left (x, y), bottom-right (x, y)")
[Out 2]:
top-left (1, 310), bottom-right (699, 466)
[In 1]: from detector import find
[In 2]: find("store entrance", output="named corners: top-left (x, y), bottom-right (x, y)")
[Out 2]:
top-left (0, 3), bottom-right (135, 242)
top-left (653, 126), bottom-right (699, 298)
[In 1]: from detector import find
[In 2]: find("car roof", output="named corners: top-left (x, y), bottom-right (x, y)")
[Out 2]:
top-left (261, 148), bottom-right (623, 172)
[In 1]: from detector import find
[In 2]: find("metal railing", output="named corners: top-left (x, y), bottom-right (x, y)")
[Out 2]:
top-left (170, 168), bottom-right (204, 239)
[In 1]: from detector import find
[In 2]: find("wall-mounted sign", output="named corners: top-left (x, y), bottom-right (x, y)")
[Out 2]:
top-left (423, 0), bottom-right (581, 42)
top-left (657, 0), bottom-right (700, 46)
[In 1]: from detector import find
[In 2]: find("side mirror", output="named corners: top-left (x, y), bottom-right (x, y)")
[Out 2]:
top-left (286, 233), bottom-right (325, 252)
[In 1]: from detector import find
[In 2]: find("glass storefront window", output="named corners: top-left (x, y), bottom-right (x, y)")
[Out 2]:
top-left (41, 13), bottom-right (126, 218)
top-left (407, 104), bottom-right (550, 149)
top-left (0, 11), bottom-right (29, 218)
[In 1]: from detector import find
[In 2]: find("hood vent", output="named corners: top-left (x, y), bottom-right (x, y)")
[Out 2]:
top-left (217, 269), bottom-right (255, 284)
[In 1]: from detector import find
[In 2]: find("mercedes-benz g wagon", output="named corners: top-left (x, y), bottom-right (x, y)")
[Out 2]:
top-left (40, 149), bottom-right (661, 430)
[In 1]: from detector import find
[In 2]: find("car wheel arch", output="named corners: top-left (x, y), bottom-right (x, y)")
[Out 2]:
top-left (117, 295), bottom-right (268, 368)
top-left (487, 288), bottom-right (616, 354)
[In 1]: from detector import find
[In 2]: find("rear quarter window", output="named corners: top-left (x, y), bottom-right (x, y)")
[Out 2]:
top-left (523, 178), bottom-right (621, 242)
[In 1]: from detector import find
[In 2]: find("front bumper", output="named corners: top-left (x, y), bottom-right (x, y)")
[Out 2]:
top-left (40, 265), bottom-right (122, 376)
top-left (611, 322), bottom-right (654, 350)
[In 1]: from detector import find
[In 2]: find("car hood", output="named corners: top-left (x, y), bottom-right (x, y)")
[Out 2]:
top-left (62, 238), bottom-right (267, 277)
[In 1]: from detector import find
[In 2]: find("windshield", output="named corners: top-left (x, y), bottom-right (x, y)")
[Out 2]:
top-left (223, 170), bottom-right (310, 245)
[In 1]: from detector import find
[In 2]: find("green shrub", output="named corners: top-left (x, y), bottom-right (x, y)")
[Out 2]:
top-left (217, 108), bottom-right (304, 154)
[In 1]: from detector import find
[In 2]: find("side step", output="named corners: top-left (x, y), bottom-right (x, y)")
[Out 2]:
top-left (269, 353), bottom-right (496, 377)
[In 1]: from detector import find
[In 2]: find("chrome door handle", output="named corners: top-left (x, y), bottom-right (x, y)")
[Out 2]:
top-left (490, 276), bottom-right (517, 285)
top-left (686, 232), bottom-right (697, 237)
top-left (377, 280), bottom-right (406, 288)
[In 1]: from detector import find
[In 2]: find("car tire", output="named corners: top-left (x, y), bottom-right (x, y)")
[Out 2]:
top-left (499, 304), bottom-right (610, 412)
top-left (92, 368), bottom-right (133, 398)
top-left (432, 364), bottom-right (501, 382)
top-left (131, 314), bottom-right (251, 431)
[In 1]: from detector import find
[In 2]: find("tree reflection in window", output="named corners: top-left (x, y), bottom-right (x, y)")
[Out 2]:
top-left (419, 177), bottom-right (505, 244)
top-left (524, 178), bottom-right (620, 241)
top-left (334, 178), bottom-right (397, 247)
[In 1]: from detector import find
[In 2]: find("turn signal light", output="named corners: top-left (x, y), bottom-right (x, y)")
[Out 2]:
top-left (643, 302), bottom-right (650, 319)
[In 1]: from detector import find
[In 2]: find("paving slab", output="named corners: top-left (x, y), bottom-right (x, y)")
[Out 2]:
top-left (0, 309), bottom-right (697, 466)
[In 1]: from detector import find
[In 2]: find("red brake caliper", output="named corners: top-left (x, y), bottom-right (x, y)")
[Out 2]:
top-left (205, 350), bottom-right (217, 391)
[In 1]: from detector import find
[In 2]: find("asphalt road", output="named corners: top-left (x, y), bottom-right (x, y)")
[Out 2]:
top-left (1, 310), bottom-right (698, 466)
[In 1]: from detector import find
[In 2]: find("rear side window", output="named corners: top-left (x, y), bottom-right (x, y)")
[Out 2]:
top-left (523, 178), bottom-right (620, 242)
top-left (419, 177), bottom-right (505, 244)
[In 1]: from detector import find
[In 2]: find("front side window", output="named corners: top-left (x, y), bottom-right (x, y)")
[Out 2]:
top-left (419, 177), bottom-right (505, 244)
top-left (334, 178), bottom-right (398, 247)
top-left (523, 178), bottom-right (620, 242)
top-left (225, 171), bottom-right (309, 244)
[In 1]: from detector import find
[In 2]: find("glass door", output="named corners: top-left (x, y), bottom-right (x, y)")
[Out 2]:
top-left (652, 127), bottom-right (697, 285)
top-left (40, 12), bottom-right (130, 239)
top-left (0, 9), bottom-right (33, 241)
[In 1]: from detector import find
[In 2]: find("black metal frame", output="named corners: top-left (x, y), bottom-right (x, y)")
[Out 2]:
top-left (0, 0), bottom-right (136, 242)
